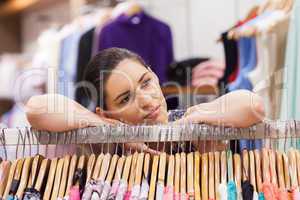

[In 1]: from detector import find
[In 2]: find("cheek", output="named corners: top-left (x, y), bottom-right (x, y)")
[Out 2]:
top-left (108, 104), bottom-right (143, 124)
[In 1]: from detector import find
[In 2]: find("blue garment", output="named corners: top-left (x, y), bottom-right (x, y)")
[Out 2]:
top-left (227, 181), bottom-right (237, 200)
top-left (228, 37), bottom-right (257, 91)
top-left (98, 11), bottom-right (174, 83)
top-left (229, 37), bottom-right (261, 151)
top-left (239, 139), bottom-right (262, 152)
top-left (5, 195), bottom-right (16, 200)
top-left (59, 30), bottom-right (82, 99)
top-left (258, 192), bottom-right (265, 200)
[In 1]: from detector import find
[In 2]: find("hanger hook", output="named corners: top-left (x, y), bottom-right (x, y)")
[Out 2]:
top-left (17, 127), bottom-right (25, 158)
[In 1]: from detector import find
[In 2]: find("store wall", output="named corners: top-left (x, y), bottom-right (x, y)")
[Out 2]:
top-left (21, 0), bottom-right (263, 59)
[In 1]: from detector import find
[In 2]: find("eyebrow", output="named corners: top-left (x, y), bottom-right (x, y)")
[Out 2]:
top-left (113, 72), bottom-right (149, 102)
top-left (138, 72), bottom-right (149, 83)
top-left (114, 91), bottom-right (130, 102)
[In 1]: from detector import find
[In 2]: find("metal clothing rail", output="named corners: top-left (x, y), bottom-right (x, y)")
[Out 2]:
top-left (1, 120), bottom-right (300, 146)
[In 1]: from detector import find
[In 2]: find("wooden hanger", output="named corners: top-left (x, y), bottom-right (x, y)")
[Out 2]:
top-left (128, 152), bottom-right (138, 192)
top-left (276, 151), bottom-right (285, 189)
top-left (214, 151), bottom-right (220, 200)
top-left (65, 154), bottom-right (77, 196)
top-left (262, 148), bottom-right (270, 183)
top-left (134, 152), bottom-right (144, 187)
top-left (288, 149), bottom-right (298, 189)
top-left (0, 161), bottom-right (11, 198)
top-left (249, 151), bottom-right (257, 192)
top-left (27, 155), bottom-right (43, 189)
top-left (187, 152), bottom-right (194, 199)
top-left (86, 154), bottom-right (96, 183)
top-left (208, 152), bottom-right (215, 200)
top-left (50, 157), bottom-right (64, 200)
top-left (174, 153), bottom-right (181, 199)
top-left (242, 150), bottom-right (249, 182)
top-left (167, 153), bottom-right (175, 188)
top-left (295, 150), bottom-right (300, 186)
top-left (158, 152), bottom-right (167, 185)
top-left (16, 157), bottom-right (33, 199)
top-left (125, 1), bottom-right (142, 16)
top-left (194, 151), bottom-right (201, 200)
top-left (181, 152), bottom-right (187, 197)
top-left (282, 152), bottom-right (291, 190)
top-left (121, 154), bottom-right (132, 184)
top-left (201, 153), bottom-right (208, 200)
top-left (92, 153), bottom-right (104, 180)
top-left (254, 149), bottom-right (262, 192)
top-left (149, 154), bottom-right (159, 200)
top-left (43, 158), bottom-right (58, 200)
top-left (233, 153), bottom-right (241, 196)
top-left (3, 159), bottom-right (19, 199)
top-left (106, 154), bottom-right (119, 184)
top-left (58, 155), bottom-right (70, 198)
top-left (113, 156), bottom-right (125, 183)
top-left (143, 153), bottom-right (150, 181)
top-left (221, 151), bottom-right (227, 184)
top-left (34, 159), bottom-right (50, 193)
top-left (269, 149), bottom-right (278, 187)
top-left (98, 153), bottom-right (111, 181)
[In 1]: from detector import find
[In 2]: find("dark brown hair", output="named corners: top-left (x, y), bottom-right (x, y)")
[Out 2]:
top-left (84, 48), bottom-right (148, 110)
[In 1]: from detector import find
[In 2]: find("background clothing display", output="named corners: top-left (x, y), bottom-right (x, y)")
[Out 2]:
top-left (97, 11), bottom-right (174, 84)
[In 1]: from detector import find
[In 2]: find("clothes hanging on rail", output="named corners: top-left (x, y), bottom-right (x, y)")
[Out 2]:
top-left (97, 11), bottom-right (174, 84)
top-left (280, 0), bottom-right (300, 121)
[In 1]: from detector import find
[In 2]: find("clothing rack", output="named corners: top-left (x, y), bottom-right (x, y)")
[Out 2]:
top-left (1, 120), bottom-right (300, 146)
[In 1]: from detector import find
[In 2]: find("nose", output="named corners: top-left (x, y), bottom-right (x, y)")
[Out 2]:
top-left (136, 92), bottom-right (155, 111)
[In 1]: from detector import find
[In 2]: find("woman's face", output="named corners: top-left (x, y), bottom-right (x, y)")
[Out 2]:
top-left (99, 59), bottom-right (168, 125)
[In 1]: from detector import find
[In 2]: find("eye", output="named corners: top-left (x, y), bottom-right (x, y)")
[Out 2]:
top-left (141, 78), bottom-right (151, 88)
top-left (120, 94), bottom-right (130, 105)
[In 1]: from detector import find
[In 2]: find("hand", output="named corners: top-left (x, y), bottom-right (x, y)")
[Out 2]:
top-left (124, 143), bottom-right (160, 155)
top-left (174, 104), bottom-right (206, 124)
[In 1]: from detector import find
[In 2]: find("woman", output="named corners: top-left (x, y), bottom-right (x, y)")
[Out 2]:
top-left (26, 48), bottom-right (265, 153)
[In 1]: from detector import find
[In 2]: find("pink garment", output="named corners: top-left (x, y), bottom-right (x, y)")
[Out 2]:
top-left (192, 60), bottom-right (225, 74)
top-left (174, 192), bottom-right (180, 200)
top-left (262, 182), bottom-right (279, 200)
top-left (124, 190), bottom-right (132, 200)
top-left (292, 189), bottom-right (300, 200)
top-left (192, 68), bottom-right (224, 79)
top-left (163, 186), bottom-right (174, 199)
top-left (69, 186), bottom-right (81, 200)
top-left (108, 180), bottom-right (120, 200)
top-left (191, 77), bottom-right (219, 87)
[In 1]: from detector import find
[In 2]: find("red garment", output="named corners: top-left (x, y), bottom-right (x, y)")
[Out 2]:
top-left (69, 186), bottom-right (81, 200)
top-left (278, 189), bottom-right (289, 200)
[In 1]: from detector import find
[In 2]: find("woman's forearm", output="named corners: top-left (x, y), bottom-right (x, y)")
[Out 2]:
top-left (183, 90), bottom-right (265, 127)
top-left (25, 94), bottom-right (107, 132)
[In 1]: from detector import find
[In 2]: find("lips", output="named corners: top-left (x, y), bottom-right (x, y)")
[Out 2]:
top-left (144, 105), bottom-right (161, 120)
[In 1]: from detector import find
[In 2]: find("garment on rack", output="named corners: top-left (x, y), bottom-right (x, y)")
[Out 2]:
top-left (115, 179), bottom-right (127, 200)
top-left (23, 188), bottom-right (41, 200)
top-left (259, 192), bottom-right (265, 200)
top-left (249, 15), bottom-right (290, 119)
top-left (218, 182), bottom-right (228, 200)
top-left (242, 180), bottom-right (254, 200)
top-left (227, 180), bottom-right (237, 200)
top-left (280, 0), bottom-right (300, 121)
top-left (69, 186), bottom-right (81, 200)
top-left (58, 27), bottom-right (82, 99)
top-left (168, 58), bottom-right (210, 85)
top-left (155, 182), bottom-right (164, 200)
top-left (131, 184), bottom-right (140, 200)
top-left (100, 181), bottom-right (111, 200)
top-left (220, 31), bottom-right (239, 87)
top-left (228, 37), bottom-right (257, 91)
top-left (82, 180), bottom-right (103, 200)
top-left (75, 28), bottom-right (96, 108)
top-left (97, 11), bottom-right (174, 84)
top-left (107, 180), bottom-right (119, 200)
